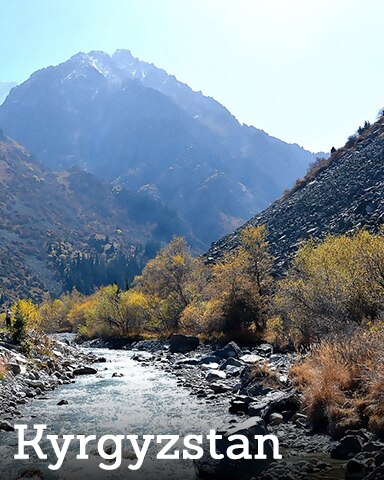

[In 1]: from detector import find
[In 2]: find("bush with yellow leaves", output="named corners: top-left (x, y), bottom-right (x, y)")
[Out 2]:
top-left (275, 230), bottom-right (384, 343)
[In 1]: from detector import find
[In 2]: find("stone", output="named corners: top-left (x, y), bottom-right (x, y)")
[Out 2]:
top-left (25, 379), bottom-right (45, 390)
top-left (209, 383), bottom-right (232, 394)
top-left (201, 362), bottom-right (220, 371)
top-left (346, 458), bottom-right (369, 479)
top-left (293, 412), bottom-right (308, 427)
top-left (229, 400), bottom-right (248, 413)
top-left (73, 366), bottom-right (98, 375)
top-left (375, 451), bottom-right (384, 466)
top-left (7, 362), bottom-right (21, 375)
top-left (220, 357), bottom-right (244, 370)
top-left (225, 365), bottom-right (242, 376)
top-left (330, 435), bottom-right (364, 460)
top-left (248, 399), bottom-right (272, 417)
top-left (256, 344), bottom-right (274, 355)
top-left (112, 372), bottom-right (124, 377)
top-left (0, 420), bottom-right (14, 432)
top-left (206, 370), bottom-right (226, 382)
top-left (169, 334), bottom-right (199, 353)
top-left (240, 354), bottom-right (264, 364)
top-left (199, 355), bottom-right (219, 365)
top-left (175, 358), bottom-right (200, 366)
top-left (57, 399), bottom-right (69, 406)
top-left (215, 341), bottom-right (242, 359)
top-left (269, 413), bottom-right (284, 426)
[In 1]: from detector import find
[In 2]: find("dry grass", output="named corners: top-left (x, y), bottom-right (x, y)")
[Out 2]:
top-left (0, 357), bottom-right (8, 380)
top-left (291, 329), bottom-right (384, 437)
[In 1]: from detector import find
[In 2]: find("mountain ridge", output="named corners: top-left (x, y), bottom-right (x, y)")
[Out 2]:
top-left (0, 50), bottom-right (317, 246)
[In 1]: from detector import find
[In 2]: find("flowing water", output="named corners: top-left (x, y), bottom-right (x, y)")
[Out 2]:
top-left (0, 349), bottom-right (233, 480)
top-left (0, 347), bottom-right (347, 480)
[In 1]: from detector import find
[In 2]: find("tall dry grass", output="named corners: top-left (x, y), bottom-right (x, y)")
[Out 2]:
top-left (0, 357), bottom-right (8, 380)
top-left (291, 329), bottom-right (384, 437)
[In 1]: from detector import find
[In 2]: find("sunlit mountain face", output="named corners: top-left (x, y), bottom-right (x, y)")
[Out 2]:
top-left (0, 50), bottom-right (316, 246)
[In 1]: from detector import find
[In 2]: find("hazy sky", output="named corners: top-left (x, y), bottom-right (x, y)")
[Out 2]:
top-left (1, 0), bottom-right (384, 152)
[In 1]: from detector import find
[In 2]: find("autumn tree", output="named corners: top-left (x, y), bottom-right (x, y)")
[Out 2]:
top-left (206, 225), bottom-right (273, 333)
top-left (240, 225), bottom-right (273, 323)
top-left (134, 237), bottom-right (208, 330)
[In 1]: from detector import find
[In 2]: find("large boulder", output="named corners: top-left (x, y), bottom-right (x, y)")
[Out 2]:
top-left (194, 417), bottom-right (273, 479)
top-left (169, 334), bottom-right (199, 353)
top-left (330, 435), bottom-right (364, 460)
top-left (215, 342), bottom-right (242, 359)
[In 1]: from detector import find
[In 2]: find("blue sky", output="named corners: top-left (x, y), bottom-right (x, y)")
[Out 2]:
top-left (1, 0), bottom-right (384, 152)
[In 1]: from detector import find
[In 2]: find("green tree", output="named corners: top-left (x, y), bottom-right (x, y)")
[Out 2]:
top-left (11, 301), bottom-right (26, 345)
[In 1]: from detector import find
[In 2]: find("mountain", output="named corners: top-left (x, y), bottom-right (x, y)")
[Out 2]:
top-left (0, 50), bottom-right (317, 245)
top-left (206, 119), bottom-right (384, 269)
top-left (0, 82), bottom-right (17, 105)
top-left (0, 130), bottom-right (191, 303)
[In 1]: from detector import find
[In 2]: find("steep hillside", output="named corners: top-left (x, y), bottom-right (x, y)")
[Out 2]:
top-left (0, 131), bottom-right (190, 303)
top-left (0, 50), bottom-right (316, 245)
top-left (206, 119), bottom-right (384, 269)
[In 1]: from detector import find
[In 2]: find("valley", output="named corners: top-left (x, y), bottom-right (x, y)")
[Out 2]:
top-left (0, 13), bottom-right (383, 480)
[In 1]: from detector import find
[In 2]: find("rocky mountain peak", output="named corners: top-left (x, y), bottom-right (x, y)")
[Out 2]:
top-left (0, 50), bottom-right (317, 246)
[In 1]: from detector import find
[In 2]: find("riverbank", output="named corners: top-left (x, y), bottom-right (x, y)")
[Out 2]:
top-left (0, 332), bottom-right (99, 426)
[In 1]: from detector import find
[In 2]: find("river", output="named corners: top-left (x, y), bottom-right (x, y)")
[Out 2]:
top-left (0, 348), bottom-right (233, 480)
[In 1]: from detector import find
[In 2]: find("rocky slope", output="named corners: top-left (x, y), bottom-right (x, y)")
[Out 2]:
top-left (0, 132), bottom-right (191, 302)
top-left (206, 119), bottom-right (384, 269)
top-left (0, 50), bottom-right (317, 245)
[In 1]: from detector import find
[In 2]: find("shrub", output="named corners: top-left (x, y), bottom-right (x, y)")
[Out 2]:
top-left (291, 329), bottom-right (384, 437)
top-left (275, 230), bottom-right (384, 343)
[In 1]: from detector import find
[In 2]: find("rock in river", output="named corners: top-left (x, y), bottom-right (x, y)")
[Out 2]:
top-left (73, 366), bottom-right (98, 375)
top-left (169, 334), bottom-right (199, 353)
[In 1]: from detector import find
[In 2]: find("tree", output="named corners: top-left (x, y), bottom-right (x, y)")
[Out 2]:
top-left (11, 301), bottom-right (26, 345)
top-left (207, 225), bottom-right (273, 333)
top-left (134, 237), bottom-right (207, 330)
top-left (12, 299), bottom-right (41, 331)
top-left (240, 225), bottom-right (273, 321)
